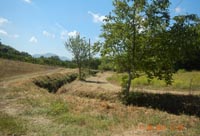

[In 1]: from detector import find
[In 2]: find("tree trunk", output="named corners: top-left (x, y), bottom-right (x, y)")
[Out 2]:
top-left (78, 64), bottom-right (82, 80)
top-left (123, 70), bottom-right (132, 99)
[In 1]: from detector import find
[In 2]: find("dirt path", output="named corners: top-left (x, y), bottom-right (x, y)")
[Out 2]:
top-left (58, 72), bottom-right (121, 101)
top-left (85, 71), bottom-right (121, 93)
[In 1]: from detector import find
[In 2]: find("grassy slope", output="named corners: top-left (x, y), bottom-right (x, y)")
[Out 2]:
top-left (0, 60), bottom-right (199, 136)
top-left (0, 58), bottom-right (56, 81)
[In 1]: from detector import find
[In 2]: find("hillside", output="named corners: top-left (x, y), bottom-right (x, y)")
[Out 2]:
top-left (0, 43), bottom-right (76, 68)
top-left (0, 59), bottom-right (199, 136)
top-left (0, 58), bottom-right (56, 81)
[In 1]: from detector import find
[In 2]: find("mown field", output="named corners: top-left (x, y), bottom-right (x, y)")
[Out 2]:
top-left (0, 58), bottom-right (56, 81)
top-left (0, 59), bottom-right (200, 136)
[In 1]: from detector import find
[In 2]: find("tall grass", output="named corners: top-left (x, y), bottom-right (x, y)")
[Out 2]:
top-left (107, 70), bottom-right (200, 91)
top-left (0, 112), bottom-right (26, 135)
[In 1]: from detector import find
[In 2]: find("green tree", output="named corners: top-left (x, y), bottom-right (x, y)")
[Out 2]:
top-left (170, 14), bottom-right (200, 70)
top-left (65, 35), bottom-right (89, 80)
top-left (100, 0), bottom-right (172, 98)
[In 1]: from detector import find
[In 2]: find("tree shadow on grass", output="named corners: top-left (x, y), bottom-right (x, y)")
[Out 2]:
top-left (126, 92), bottom-right (200, 117)
top-left (83, 80), bottom-right (107, 84)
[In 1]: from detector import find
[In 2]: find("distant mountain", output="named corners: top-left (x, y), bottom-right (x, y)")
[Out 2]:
top-left (59, 56), bottom-right (69, 61)
top-left (33, 53), bottom-right (57, 58)
top-left (32, 53), bottom-right (69, 61)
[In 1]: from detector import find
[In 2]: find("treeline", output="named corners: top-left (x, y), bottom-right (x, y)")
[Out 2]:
top-left (170, 15), bottom-right (200, 71)
top-left (0, 43), bottom-right (76, 68)
top-left (0, 42), bottom-right (102, 69)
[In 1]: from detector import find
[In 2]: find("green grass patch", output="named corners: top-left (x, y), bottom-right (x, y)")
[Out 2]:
top-left (54, 112), bottom-right (119, 135)
top-left (20, 96), bottom-right (69, 116)
top-left (0, 112), bottom-right (26, 135)
top-left (173, 70), bottom-right (200, 91)
top-left (107, 70), bottom-right (200, 91)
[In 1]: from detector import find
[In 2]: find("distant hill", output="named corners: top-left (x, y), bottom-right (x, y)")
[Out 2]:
top-left (33, 53), bottom-right (69, 61)
top-left (0, 43), bottom-right (32, 59)
top-left (0, 43), bottom-right (76, 68)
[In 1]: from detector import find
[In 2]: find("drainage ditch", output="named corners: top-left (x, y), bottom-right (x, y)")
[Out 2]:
top-left (33, 72), bottom-right (78, 93)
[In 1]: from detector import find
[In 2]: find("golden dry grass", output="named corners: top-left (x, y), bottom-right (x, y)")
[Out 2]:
top-left (0, 58), bottom-right (56, 81)
top-left (0, 60), bottom-right (199, 136)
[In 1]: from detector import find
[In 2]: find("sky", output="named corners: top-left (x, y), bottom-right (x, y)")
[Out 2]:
top-left (0, 0), bottom-right (199, 59)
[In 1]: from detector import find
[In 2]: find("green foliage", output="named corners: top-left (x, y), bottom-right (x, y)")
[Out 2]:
top-left (88, 57), bottom-right (101, 70)
top-left (171, 14), bottom-right (200, 71)
top-left (98, 56), bottom-right (114, 71)
top-left (65, 35), bottom-right (89, 80)
top-left (100, 0), bottom-right (174, 97)
top-left (0, 43), bottom-right (76, 68)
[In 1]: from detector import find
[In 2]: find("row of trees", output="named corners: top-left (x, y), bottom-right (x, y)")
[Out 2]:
top-left (0, 42), bottom-right (76, 68)
top-left (65, 0), bottom-right (200, 99)
top-left (0, 40), bottom-right (101, 71)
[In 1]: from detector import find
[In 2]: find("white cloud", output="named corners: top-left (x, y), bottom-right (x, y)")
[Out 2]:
top-left (60, 30), bottom-right (79, 39)
top-left (0, 29), bottom-right (19, 39)
top-left (42, 30), bottom-right (55, 39)
top-left (29, 36), bottom-right (38, 43)
top-left (175, 7), bottom-right (182, 13)
top-left (23, 0), bottom-right (32, 4)
top-left (0, 17), bottom-right (9, 26)
top-left (68, 30), bottom-right (79, 37)
top-left (0, 29), bottom-right (8, 36)
top-left (88, 11), bottom-right (106, 23)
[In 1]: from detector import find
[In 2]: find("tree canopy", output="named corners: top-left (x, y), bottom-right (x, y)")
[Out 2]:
top-left (65, 35), bottom-right (89, 80)
top-left (100, 0), bottom-right (185, 98)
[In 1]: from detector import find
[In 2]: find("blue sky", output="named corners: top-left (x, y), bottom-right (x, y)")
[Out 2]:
top-left (0, 0), bottom-right (199, 59)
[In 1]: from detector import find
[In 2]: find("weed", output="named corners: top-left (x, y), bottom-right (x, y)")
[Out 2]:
top-left (0, 112), bottom-right (26, 135)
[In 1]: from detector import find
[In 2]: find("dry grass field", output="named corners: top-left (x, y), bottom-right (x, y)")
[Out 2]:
top-left (0, 59), bottom-right (199, 136)
top-left (0, 58), bottom-right (56, 81)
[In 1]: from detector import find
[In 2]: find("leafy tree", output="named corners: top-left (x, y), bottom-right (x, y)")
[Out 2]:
top-left (100, 0), bottom-right (172, 98)
top-left (65, 35), bottom-right (89, 80)
top-left (170, 14), bottom-right (200, 70)
top-left (98, 56), bottom-right (114, 71)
